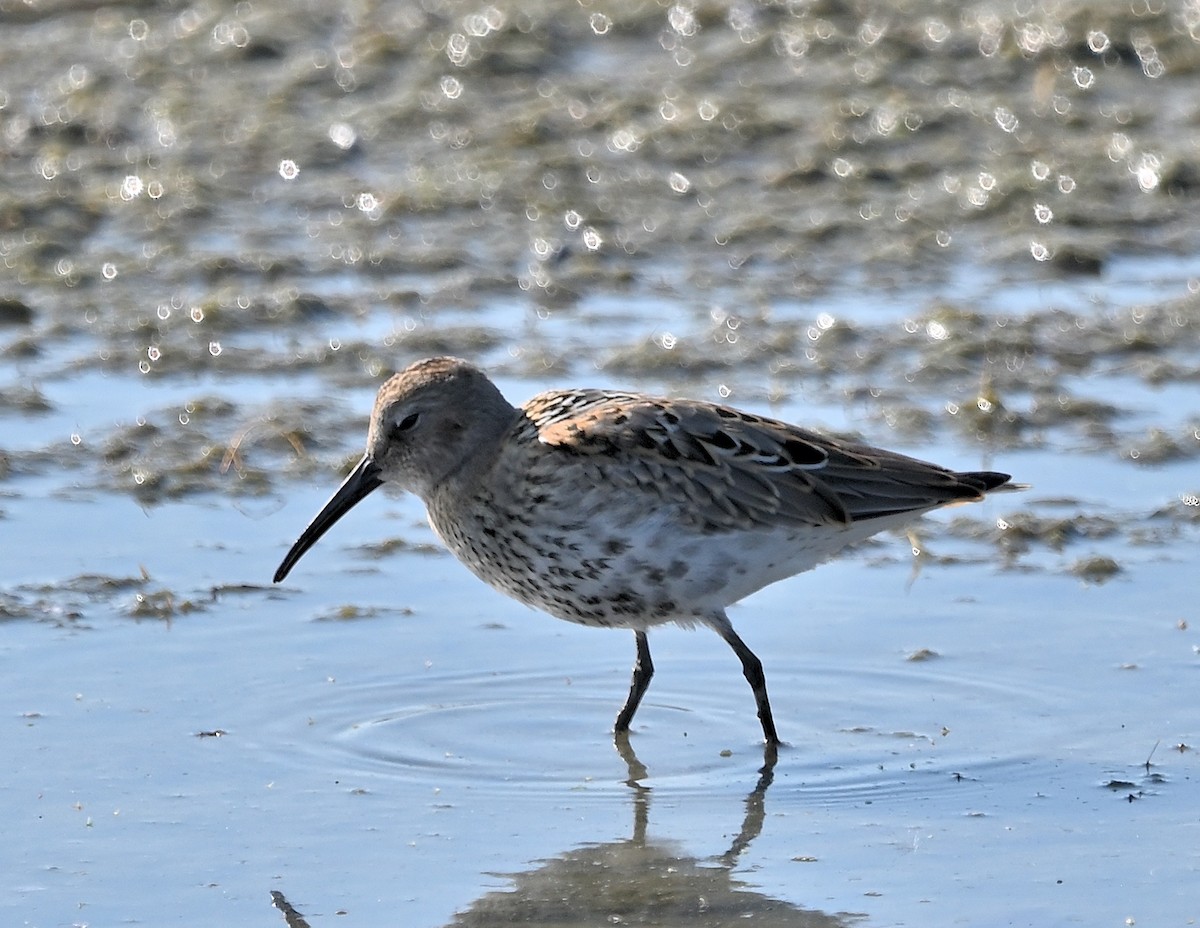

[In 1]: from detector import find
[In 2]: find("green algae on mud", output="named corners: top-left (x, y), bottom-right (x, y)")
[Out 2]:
top-left (0, 570), bottom-right (208, 625)
top-left (3, 0), bottom-right (1200, 384)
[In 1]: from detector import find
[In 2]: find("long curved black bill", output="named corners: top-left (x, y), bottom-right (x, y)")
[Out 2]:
top-left (273, 454), bottom-right (384, 583)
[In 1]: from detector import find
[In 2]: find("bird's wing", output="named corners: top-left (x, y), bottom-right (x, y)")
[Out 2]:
top-left (525, 390), bottom-right (998, 532)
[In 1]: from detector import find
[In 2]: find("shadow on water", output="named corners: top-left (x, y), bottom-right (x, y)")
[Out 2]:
top-left (272, 738), bottom-right (861, 928)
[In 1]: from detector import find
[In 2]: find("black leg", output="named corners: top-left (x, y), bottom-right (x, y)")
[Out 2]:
top-left (614, 630), bottom-right (653, 734)
top-left (714, 622), bottom-right (781, 746)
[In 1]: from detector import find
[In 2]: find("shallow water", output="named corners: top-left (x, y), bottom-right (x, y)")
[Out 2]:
top-left (2, 2), bottom-right (1199, 926)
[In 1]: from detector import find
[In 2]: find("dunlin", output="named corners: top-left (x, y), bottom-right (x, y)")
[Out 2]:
top-left (274, 357), bottom-right (1013, 745)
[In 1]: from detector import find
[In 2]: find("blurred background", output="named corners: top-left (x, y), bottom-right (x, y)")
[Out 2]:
top-left (2, 1), bottom-right (1197, 926)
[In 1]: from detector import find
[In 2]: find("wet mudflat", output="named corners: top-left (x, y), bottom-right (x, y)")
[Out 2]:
top-left (2, 2), bottom-right (1198, 926)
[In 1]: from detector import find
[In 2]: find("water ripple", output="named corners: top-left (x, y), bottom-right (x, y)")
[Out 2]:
top-left (249, 656), bottom-right (1060, 806)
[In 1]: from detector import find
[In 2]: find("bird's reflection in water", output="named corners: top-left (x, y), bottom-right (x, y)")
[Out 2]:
top-left (447, 738), bottom-right (858, 928)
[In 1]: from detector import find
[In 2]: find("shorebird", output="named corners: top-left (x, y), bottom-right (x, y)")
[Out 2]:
top-left (274, 357), bottom-right (1013, 745)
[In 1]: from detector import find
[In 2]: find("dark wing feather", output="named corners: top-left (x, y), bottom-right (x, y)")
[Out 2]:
top-left (526, 390), bottom-right (1010, 533)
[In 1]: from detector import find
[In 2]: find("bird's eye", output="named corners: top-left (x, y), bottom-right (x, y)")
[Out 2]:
top-left (393, 412), bottom-right (420, 435)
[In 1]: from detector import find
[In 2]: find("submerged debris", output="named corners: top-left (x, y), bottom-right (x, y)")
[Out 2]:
top-left (1069, 555), bottom-right (1122, 584)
